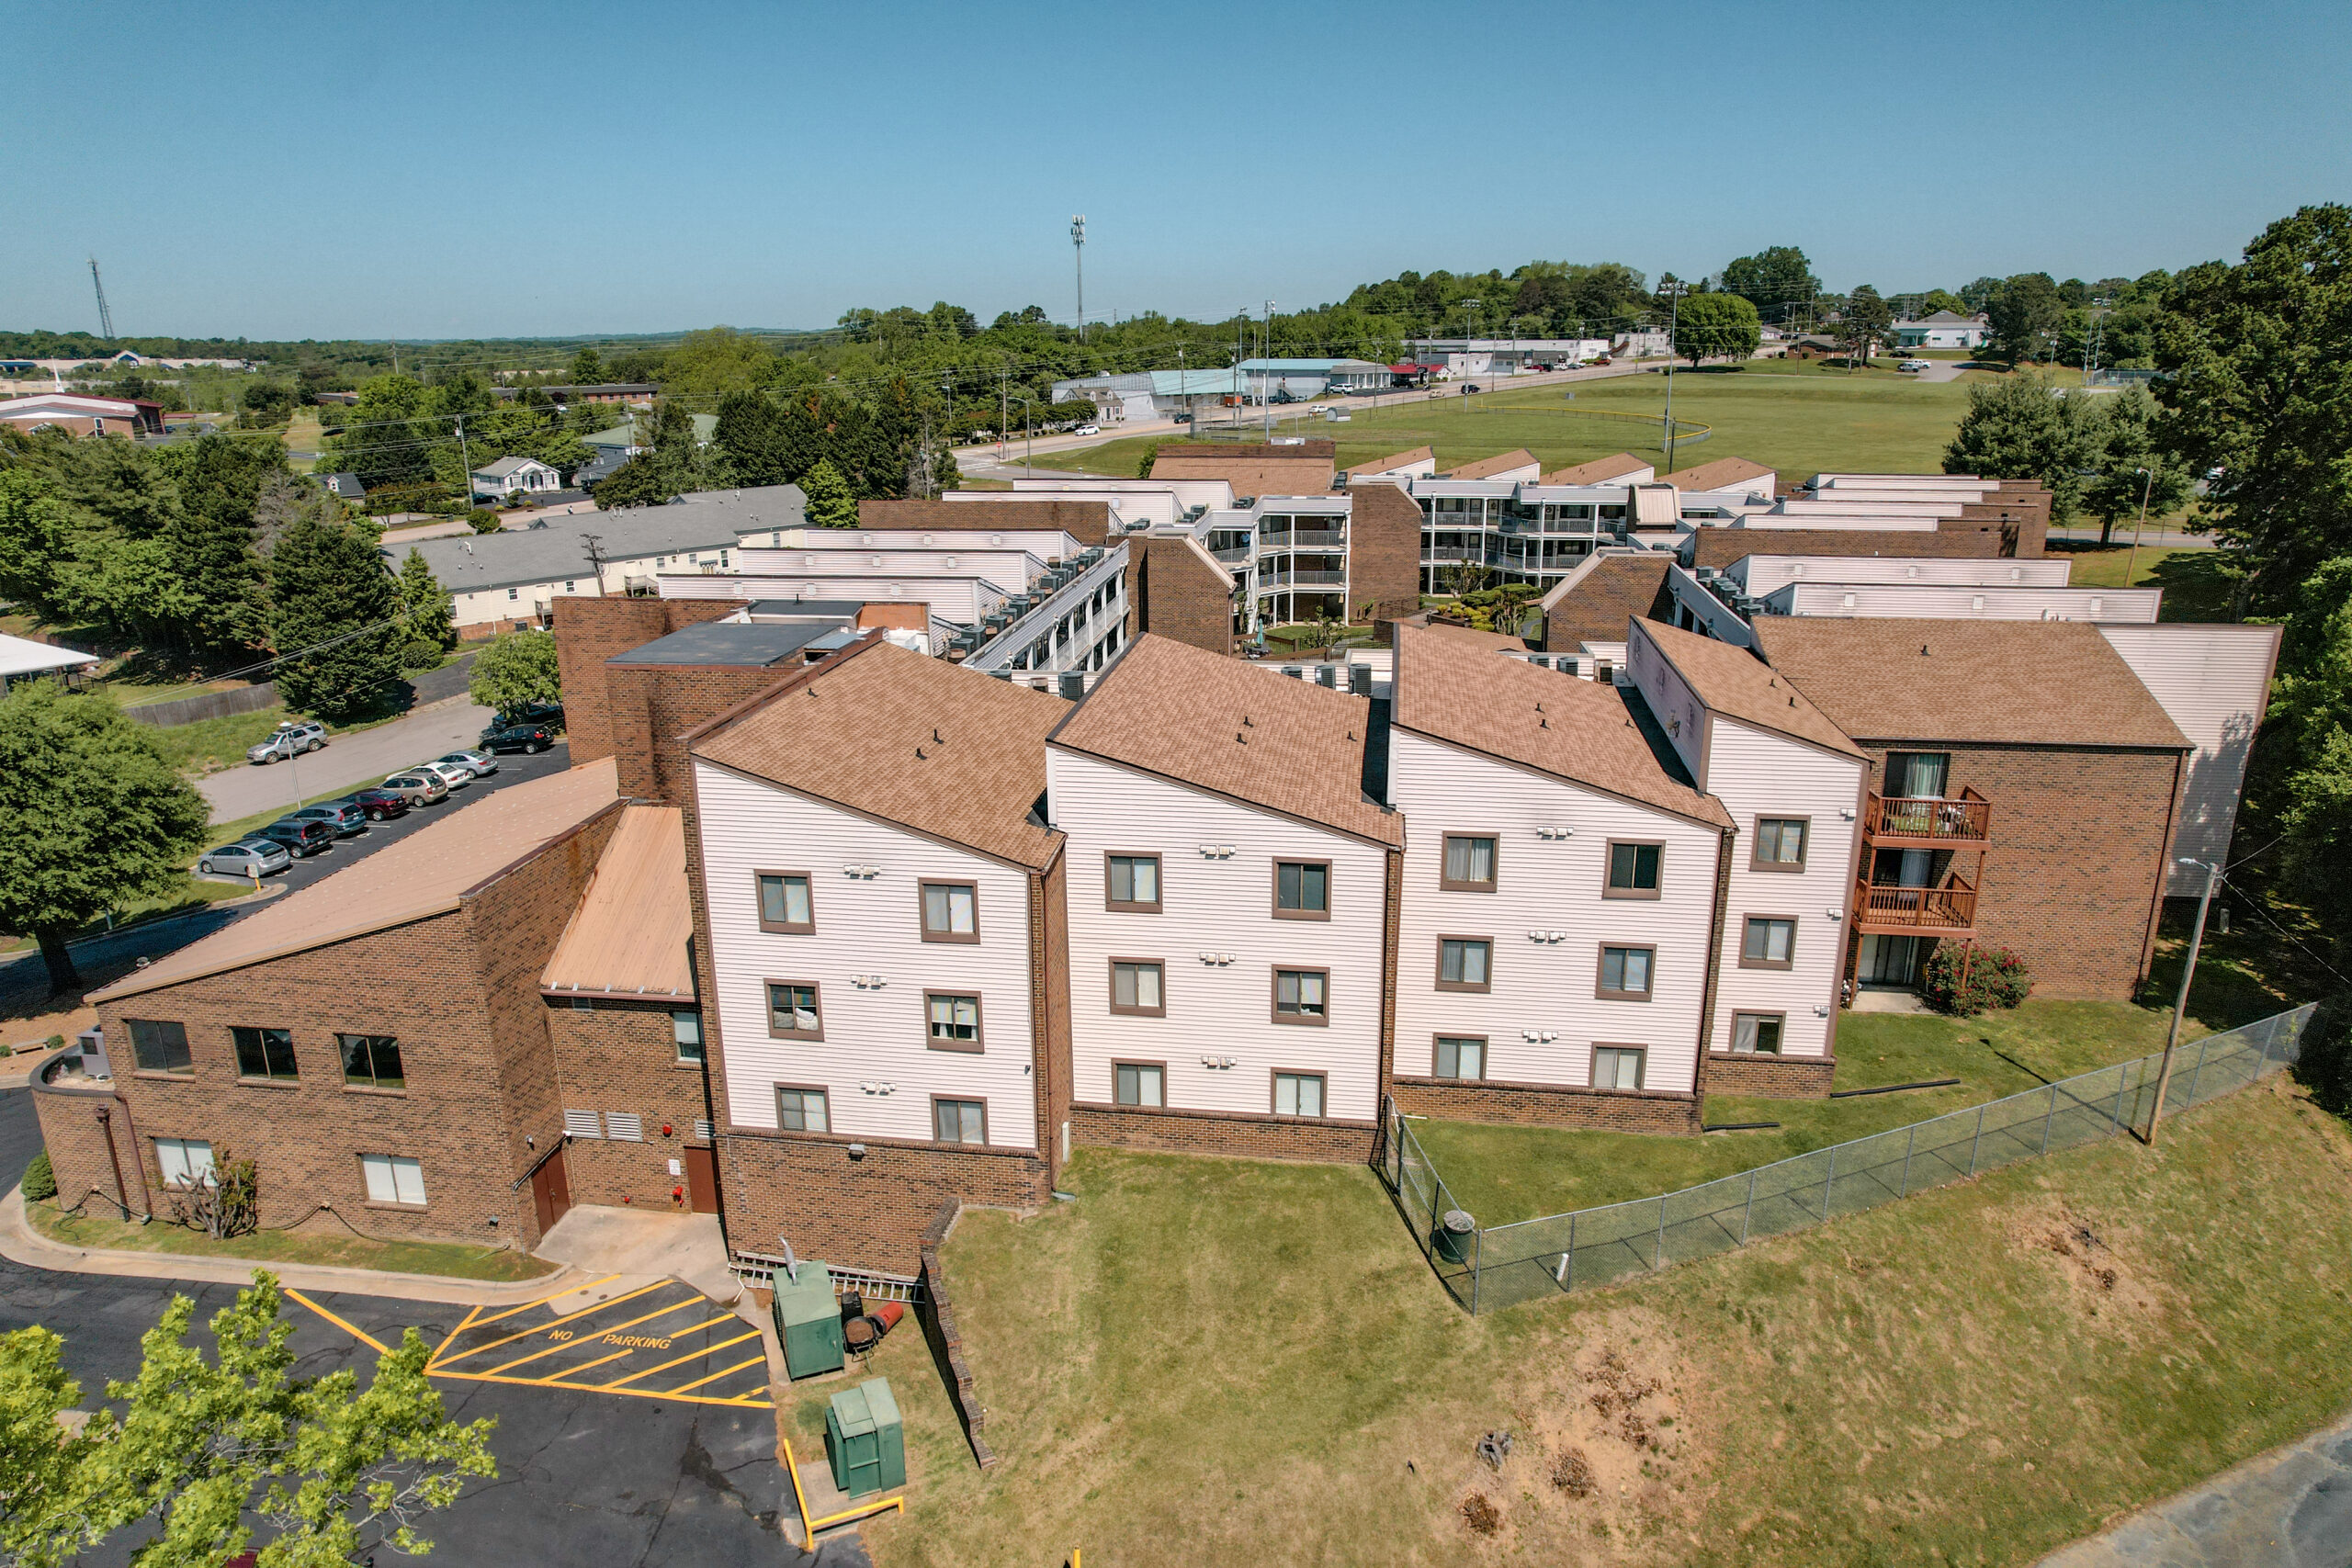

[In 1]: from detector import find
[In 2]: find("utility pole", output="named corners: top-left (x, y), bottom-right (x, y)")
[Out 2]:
top-left (2145, 857), bottom-right (2219, 1145)
top-left (1233, 310), bottom-right (1246, 435)
top-left (1262, 300), bottom-right (1275, 438)
top-left (1660, 282), bottom-right (1688, 470)
top-left (582, 533), bottom-right (609, 596)
top-left (1463, 299), bottom-right (1481, 406)
top-left (455, 415), bottom-right (473, 503)
top-left (999, 369), bottom-right (1010, 465)
top-left (2126, 466), bottom-right (2155, 581)
top-left (89, 259), bottom-right (115, 341)
top-left (1070, 215), bottom-right (1087, 344)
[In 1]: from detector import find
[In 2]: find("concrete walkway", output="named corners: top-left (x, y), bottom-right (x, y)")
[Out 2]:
top-left (534, 1204), bottom-right (738, 1306)
top-left (2038, 1407), bottom-right (2352, 1567)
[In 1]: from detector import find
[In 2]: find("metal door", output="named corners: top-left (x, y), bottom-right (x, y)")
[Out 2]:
top-left (529, 1146), bottom-right (571, 1233)
top-left (684, 1146), bottom-right (719, 1215)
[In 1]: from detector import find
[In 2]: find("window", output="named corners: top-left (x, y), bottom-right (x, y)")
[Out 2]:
top-left (1434, 1036), bottom-right (1486, 1080)
top-left (1272, 967), bottom-right (1329, 1025)
top-left (1114, 1062), bottom-right (1164, 1107)
top-left (1105, 853), bottom-right (1160, 912)
top-left (1606, 841), bottom-right (1662, 898)
top-left (1436, 938), bottom-right (1491, 993)
top-left (231, 1026), bottom-right (298, 1082)
top-left (339, 1033), bottom-right (404, 1090)
top-left (1593, 1045), bottom-right (1646, 1091)
top-left (1596, 945), bottom-right (1655, 1001)
top-left (127, 1019), bottom-right (190, 1076)
top-left (926, 992), bottom-right (983, 1052)
top-left (933, 1098), bottom-right (987, 1145)
top-left (506, 588), bottom-right (518, 602)
top-left (1109, 960), bottom-right (1165, 1017)
top-left (1885, 751), bottom-right (1950, 800)
top-left (775, 1087), bottom-right (829, 1133)
top-left (756, 872), bottom-right (813, 932)
top-left (1752, 818), bottom-right (1808, 871)
top-left (360, 1153), bottom-right (427, 1206)
top-left (1741, 917), bottom-right (1797, 970)
top-left (1273, 860), bottom-right (1330, 919)
top-left (155, 1136), bottom-right (214, 1189)
top-left (1732, 1013), bottom-right (1784, 1055)
top-left (1441, 834), bottom-right (1498, 892)
top-left (672, 1010), bottom-right (704, 1064)
top-left (1272, 1072), bottom-right (1326, 1117)
top-left (767, 982), bottom-right (822, 1039)
top-left (921, 881), bottom-right (978, 942)
top-left (563, 581), bottom-right (574, 592)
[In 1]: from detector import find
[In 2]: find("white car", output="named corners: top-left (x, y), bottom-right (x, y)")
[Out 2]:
top-left (247, 721), bottom-right (327, 765)
top-left (434, 749), bottom-right (500, 779)
top-left (1899, 359), bottom-right (1933, 372)
top-left (1072, 424), bottom-right (1101, 437)
top-left (411, 759), bottom-right (474, 791)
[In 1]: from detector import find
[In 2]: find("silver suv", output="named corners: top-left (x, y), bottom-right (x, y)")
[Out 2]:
top-left (247, 721), bottom-right (328, 765)
top-left (379, 771), bottom-right (450, 807)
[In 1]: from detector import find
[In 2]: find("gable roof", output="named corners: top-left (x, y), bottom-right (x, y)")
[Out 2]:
top-left (1048, 635), bottom-right (1400, 846)
top-left (1542, 452), bottom-right (1651, 486)
top-left (1346, 446), bottom-right (1433, 478)
top-left (1537, 555), bottom-right (1673, 646)
top-left (691, 635), bottom-right (1067, 868)
top-left (1661, 456), bottom-right (1775, 494)
top-left (387, 507), bottom-right (743, 593)
top-left (859, 499), bottom-right (1113, 542)
top-left (473, 455), bottom-right (554, 479)
top-left (540, 805), bottom-right (695, 1000)
top-left (1391, 624), bottom-right (1731, 827)
top-left (1439, 448), bottom-right (1541, 480)
top-left (91, 759), bottom-right (624, 1003)
top-left (1634, 619), bottom-right (1863, 759)
top-left (1685, 527), bottom-right (2001, 571)
top-left (1749, 618), bottom-right (2191, 750)
top-left (1148, 442), bottom-right (1336, 498)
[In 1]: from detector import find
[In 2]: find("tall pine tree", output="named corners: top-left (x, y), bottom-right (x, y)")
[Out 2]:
top-left (395, 547), bottom-right (457, 665)
top-left (154, 435), bottom-right (284, 654)
top-left (269, 514), bottom-right (404, 721)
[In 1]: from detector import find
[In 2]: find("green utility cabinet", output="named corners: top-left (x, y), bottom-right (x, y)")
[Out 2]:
top-left (773, 1263), bottom-right (843, 1379)
top-left (825, 1378), bottom-right (905, 1498)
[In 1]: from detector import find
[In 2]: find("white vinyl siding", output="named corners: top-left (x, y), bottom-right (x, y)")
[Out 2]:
top-left (1046, 747), bottom-right (1389, 1122)
top-left (2097, 624), bottom-right (2280, 896)
top-left (695, 759), bottom-right (1038, 1148)
top-left (361, 1154), bottom-right (426, 1206)
top-left (1773, 583), bottom-right (2160, 623)
top-left (1729, 556), bottom-right (2072, 596)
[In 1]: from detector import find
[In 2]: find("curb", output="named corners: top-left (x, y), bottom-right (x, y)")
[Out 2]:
top-left (0, 1186), bottom-right (581, 1307)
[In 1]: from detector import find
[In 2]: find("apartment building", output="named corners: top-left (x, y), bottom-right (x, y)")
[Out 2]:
top-left (1046, 636), bottom-right (1403, 1161)
top-left (683, 634), bottom-right (1073, 1269)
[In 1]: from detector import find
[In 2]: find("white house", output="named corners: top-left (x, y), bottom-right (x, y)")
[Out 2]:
top-left (1046, 635), bottom-right (1402, 1156)
top-left (1891, 310), bottom-right (1991, 349)
top-left (469, 456), bottom-right (563, 501)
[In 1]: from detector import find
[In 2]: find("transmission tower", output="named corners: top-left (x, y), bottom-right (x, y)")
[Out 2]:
top-left (89, 258), bottom-right (115, 341)
top-left (1070, 215), bottom-right (1086, 343)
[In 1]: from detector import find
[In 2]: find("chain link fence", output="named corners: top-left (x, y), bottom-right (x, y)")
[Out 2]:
top-left (1382, 1001), bottom-right (2321, 1315)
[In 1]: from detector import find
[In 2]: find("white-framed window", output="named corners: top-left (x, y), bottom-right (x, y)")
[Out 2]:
top-left (155, 1136), bottom-right (215, 1189)
top-left (672, 1010), bottom-right (704, 1063)
top-left (1593, 1045), bottom-right (1645, 1091)
top-left (360, 1153), bottom-right (426, 1206)
top-left (1272, 1072), bottom-right (1326, 1117)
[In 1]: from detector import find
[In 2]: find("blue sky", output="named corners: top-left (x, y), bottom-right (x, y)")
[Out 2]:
top-left (5, 0), bottom-right (2347, 341)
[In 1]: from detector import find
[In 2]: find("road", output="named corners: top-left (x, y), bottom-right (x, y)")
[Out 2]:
top-left (199, 698), bottom-right (509, 825)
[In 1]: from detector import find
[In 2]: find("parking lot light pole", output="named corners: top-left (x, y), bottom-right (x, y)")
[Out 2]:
top-left (2147, 856), bottom-right (2219, 1145)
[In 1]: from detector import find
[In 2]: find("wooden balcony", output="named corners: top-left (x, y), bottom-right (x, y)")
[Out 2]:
top-left (1853, 872), bottom-right (1979, 935)
top-left (1865, 786), bottom-right (1991, 848)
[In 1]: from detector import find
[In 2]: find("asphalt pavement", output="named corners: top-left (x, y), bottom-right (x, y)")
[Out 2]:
top-left (198, 698), bottom-right (510, 825)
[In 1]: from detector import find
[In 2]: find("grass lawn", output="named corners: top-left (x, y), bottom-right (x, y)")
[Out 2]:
top-left (871, 1077), bottom-right (2352, 1567)
top-left (28, 1199), bottom-right (554, 1282)
top-left (2052, 542), bottom-right (2240, 623)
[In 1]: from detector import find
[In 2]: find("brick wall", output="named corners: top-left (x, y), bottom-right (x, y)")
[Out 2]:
top-left (29, 1061), bottom-right (151, 1221)
top-left (604, 660), bottom-right (794, 803)
top-left (1125, 536), bottom-right (1232, 656)
top-left (1346, 482), bottom-right (1427, 623)
top-left (1702, 1051), bottom-right (1836, 1099)
top-left (916, 1201), bottom-right (997, 1470)
top-left (544, 999), bottom-right (713, 1211)
top-left (1387, 1075), bottom-right (1704, 1134)
top-left (552, 597), bottom-right (738, 768)
top-left (716, 1128), bottom-right (1051, 1276)
top-left (1069, 1102), bottom-right (1378, 1162)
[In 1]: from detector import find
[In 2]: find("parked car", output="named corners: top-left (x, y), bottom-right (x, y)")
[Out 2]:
top-left (411, 760), bottom-right (473, 791)
top-left (342, 787), bottom-right (412, 822)
top-left (254, 818), bottom-right (335, 858)
top-left (197, 840), bottom-right (292, 879)
top-left (480, 717), bottom-right (558, 754)
top-left (497, 701), bottom-right (564, 732)
top-left (285, 802), bottom-right (368, 838)
top-left (1072, 423), bottom-right (1101, 437)
top-left (246, 721), bottom-right (328, 765)
top-left (1899, 358), bottom-right (1932, 372)
top-left (435, 749), bottom-right (500, 779)
top-left (379, 772), bottom-right (451, 807)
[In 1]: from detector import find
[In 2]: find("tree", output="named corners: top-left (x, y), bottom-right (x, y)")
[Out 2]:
top-left (569, 346), bottom-right (605, 384)
top-left (1839, 286), bottom-right (1893, 364)
top-left (1719, 246), bottom-right (1818, 323)
top-left (468, 631), bottom-right (561, 715)
top-left (0, 468), bottom-right (73, 621)
top-left (0, 682), bottom-right (209, 992)
top-left (801, 457), bottom-right (857, 527)
top-left (1943, 373), bottom-right (2102, 522)
top-left (1, 1272), bottom-right (495, 1567)
top-left (394, 547), bottom-right (456, 664)
top-left (1987, 273), bottom-right (2065, 363)
top-left (268, 513), bottom-right (404, 722)
top-left (1672, 292), bottom-right (1762, 367)
top-left (2078, 387), bottom-right (2194, 544)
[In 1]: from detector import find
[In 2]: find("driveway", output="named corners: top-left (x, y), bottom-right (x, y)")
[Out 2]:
top-left (2037, 1407), bottom-right (2352, 1566)
top-left (198, 698), bottom-right (506, 824)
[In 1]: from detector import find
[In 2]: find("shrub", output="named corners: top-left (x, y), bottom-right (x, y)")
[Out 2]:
top-left (1921, 943), bottom-right (2031, 1017)
top-left (400, 637), bottom-right (444, 671)
top-left (22, 1149), bottom-right (56, 1201)
top-left (467, 508), bottom-right (503, 535)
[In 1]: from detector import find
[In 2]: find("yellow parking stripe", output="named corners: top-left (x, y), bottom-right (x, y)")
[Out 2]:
top-left (432, 1280), bottom-right (673, 1366)
top-left (286, 1289), bottom-right (392, 1356)
top-left (467, 1274), bottom-right (623, 1332)
top-left (476, 1294), bottom-right (705, 1377)
top-left (428, 1369), bottom-right (771, 1409)
top-left (425, 1303), bottom-right (482, 1370)
top-left (596, 1328), bottom-right (762, 1390)
top-left (510, 1348), bottom-right (635, 1385)
top-left (662, 1354), bottom-right (770, 1395)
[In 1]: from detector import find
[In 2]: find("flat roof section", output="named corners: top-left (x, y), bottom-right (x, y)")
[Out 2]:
top-left (541, 805), bottom-right (695, 1000)
top-left (609, 620), bottom-right (851, 667)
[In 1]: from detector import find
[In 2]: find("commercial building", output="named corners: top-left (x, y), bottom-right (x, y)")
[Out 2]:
top-left (0, 392), bottom-right (164, 437)
top-left (1890, 310), bottom-right (1992, 349)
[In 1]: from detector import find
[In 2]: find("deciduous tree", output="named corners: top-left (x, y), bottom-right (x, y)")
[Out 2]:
top-left (1942, 373), bottom-right (2101, 521)
top-left (468, 630), bottom-right (561, 715)
top-left (1671, 292), bottom-right (1762, 367)
top-left (1987, 273), bottom-right (2065, 363)
top-left (1719, 246), bottom-right (1819, 323)
top-left (2079, 387), bottom-right (2193, 544)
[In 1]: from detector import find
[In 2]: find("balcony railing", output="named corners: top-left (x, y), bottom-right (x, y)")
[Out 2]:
top-left (1211, 546), bottom-right (1251, 563)
top-left (1261, 569), bottom-right (1348, 587)
top-left (1865, 787), bottom-right (1991, 846)
top-left (1853, 873), bottom-right (1979, 933)
top-left (1261, 528), bottom-right (1347, 550)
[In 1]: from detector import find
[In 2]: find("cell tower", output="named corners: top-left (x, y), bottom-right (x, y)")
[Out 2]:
top-left (1070, 215), bottom-right (1085, 344)
top-left (89, 259), bottom-right (115, 341)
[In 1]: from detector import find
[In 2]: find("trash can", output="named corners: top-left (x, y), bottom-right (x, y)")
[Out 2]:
top-left (773, 1262), bottom-right (843, 1380)
top-left (1433, 1210), bottom-right (1476, 1265)
top-left (824, 1378), bottom-right (906, 1498)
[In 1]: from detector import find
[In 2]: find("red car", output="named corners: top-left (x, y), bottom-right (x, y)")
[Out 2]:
top-left (343, 787), bottom-right (413, 823)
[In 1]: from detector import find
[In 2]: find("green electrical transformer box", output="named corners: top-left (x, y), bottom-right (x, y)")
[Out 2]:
top-left (825, 1378), bottom-right (906, 1497)
top-left (773, 1263), bottom-right (843, 1379)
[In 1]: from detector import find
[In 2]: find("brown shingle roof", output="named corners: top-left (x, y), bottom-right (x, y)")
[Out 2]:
top-left (1542, 452), bottom-right (1651, 486)
top-left (692, 636), bottom-right (1068, 868)
top-left (1537, 556), bottom-right (1673, 646)
top-left (1418, 621), bottom-right (1526, 653)
top-left (91, 758), bottom-right (624, 1003)
top-left (1661, 456), bottom-right (1775, 493)
top-left (540, 805), bottom-right (695, 1000)
top-left (1685, 527), bottom-right (2001, 570)
top-left (1049, 635), bottom-right (1401, 846)
top-left (1440, 448), bottom-right (1541, 480)
top-left (1391, 625), bottom-right (1732, 827)
top-left (1749, 618), bottom-right (2191, 750)
top-left (1346, 446), bottom-right (1433, 478)
top-left (1148, 445), bottom-right (1336, 498)
top-left (1634, 620), bottom-right (1864, 760)
top-left (858, 499), bottom-right (1114, 542)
